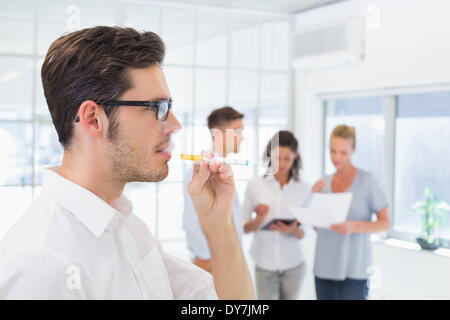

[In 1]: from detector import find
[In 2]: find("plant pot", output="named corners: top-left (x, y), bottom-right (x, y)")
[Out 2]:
top-left (416, 237), bottom-right (439, 250)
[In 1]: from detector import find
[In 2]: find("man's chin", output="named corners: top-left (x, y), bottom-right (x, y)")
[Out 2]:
top-left (153, 170), bottom-right (168, 182)
top-left (151, 164), bottom-right (169, 182)
top-left (132, 164), bottom-right (168, 183)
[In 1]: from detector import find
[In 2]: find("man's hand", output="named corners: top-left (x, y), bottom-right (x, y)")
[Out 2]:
top-left (187, 150), bottom-right (254, 300)
top-left (187, 151), bottom-right (235, 235)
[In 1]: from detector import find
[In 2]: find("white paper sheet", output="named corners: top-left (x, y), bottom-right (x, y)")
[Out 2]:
top-left (287, 192), bottom-right (353, 228)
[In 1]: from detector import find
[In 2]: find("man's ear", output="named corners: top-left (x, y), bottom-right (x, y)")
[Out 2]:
top-left (75, 100), bottom-right (105, 139)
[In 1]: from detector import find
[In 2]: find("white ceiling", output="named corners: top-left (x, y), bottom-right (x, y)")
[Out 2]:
top-left (146, 0), bottom-right (344, 14)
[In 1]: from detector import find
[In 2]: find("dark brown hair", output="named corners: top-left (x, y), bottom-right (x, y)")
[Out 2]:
top-left (264, 130), bottom-right (302, 182)
top-left (41, 26), bottom-right (165, 147)
top-left (207, 106), bottom-right (244, 130)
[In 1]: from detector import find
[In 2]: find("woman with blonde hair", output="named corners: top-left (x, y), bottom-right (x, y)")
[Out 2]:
top-left (312, 124), bottom-right (390, 300)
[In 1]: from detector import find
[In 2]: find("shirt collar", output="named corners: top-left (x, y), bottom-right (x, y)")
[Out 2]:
top-left (265, 173), bottom-right (295, 188)
top-left (42, 166), bottom-right (133, 238)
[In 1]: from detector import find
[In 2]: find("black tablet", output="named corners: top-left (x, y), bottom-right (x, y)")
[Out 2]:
top-left (261, 219), bottom-right (301, 230)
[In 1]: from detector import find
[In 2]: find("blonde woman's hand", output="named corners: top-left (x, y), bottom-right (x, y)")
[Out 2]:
top-left (312, 179), bottom-right (326, 193)
top-left (330, 221), bottom-right (356, 235)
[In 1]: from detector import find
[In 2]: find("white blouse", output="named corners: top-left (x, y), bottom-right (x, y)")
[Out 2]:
top-left (242, 175), bottom-right (312, 271)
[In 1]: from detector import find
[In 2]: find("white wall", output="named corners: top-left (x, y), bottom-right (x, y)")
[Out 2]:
top-left (371, 241), bottom-right (450, 299)
top-left (294, 0), bottom-right (450, 299)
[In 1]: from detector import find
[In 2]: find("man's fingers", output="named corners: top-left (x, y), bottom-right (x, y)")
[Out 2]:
top-left (218, 164), bottom-right (233, 179)
top-left (207, 162), bottom-right (233, 179)
top-left (208, 162), bottom-right (221, 173)
top-left (201, 150), bottom-right (214, 159)
top-left (189, 160), bottom-right (210, 196)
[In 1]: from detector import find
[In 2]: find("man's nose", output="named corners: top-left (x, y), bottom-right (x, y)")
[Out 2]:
top-left (160, 110), bottom-right (182, 135)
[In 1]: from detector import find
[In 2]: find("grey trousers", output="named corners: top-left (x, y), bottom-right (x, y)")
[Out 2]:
top-left (255, 262), bottom-right (307, 300)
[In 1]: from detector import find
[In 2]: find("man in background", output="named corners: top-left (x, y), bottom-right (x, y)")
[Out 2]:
top-left (183, 107), bottom-right (245, 272)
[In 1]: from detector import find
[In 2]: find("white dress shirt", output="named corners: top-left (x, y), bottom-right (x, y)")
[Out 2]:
top-left (182, 150), bottom-right (244, 260)
top-left (0, 166), bottom-right (218, 300)
top-left (242, 175), bottom-right (312, 272)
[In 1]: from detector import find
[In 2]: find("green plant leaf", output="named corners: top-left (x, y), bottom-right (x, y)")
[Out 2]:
top-left (411, 201), bottom-right (426, 214)
top-left (424, 187), bottom-right (434, 199)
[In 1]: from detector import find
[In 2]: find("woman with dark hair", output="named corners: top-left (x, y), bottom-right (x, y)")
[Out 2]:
top-left (242, 131), bottom-right (311, 300)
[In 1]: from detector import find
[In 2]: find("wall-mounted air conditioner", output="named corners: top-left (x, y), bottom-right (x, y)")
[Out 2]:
top-left (292, 17), bottom-right (365, 70)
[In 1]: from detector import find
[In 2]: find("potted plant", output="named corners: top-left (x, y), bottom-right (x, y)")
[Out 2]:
top-left (411, 188), bottom-right (450, 250)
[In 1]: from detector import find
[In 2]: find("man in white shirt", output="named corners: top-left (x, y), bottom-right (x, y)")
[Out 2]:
top-left (183, 107), bottom-right (245, 272)
top-left (0, 26), bottom-right (254, 300)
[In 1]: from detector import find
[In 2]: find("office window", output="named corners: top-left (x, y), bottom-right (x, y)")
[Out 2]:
top-left (37, 0), bottom-right (119, 56)
top-left (164, 66), bottom-right (193, 124)
top-left (194, 68), bottom-right (227, 124)
top-left (0, 0), bottom-right (34, 54)
top-left (122, 3), bottom-right (160, 35)
top-left (161, 8), bottom-right (195, 65)
top-left (230, 17), bottom-right (259, 69)
top-left (0, 122), bottom-right (33, 186)
top-left (260, 20), bottom-right (290, 71)
top-left (34, 122), bottom-right (63, 185)
top-left (324, 97), bottom-right (385, 182)
top-left (35, 59), bottom-right (51, 120)
top-left (259, 72), bottom-right (289, 125)
top-left (0, 1), bottom-right (292, 251)
top-left (0, 57), bottom-right (33, 120)
top-left (229, 70), bottom-right (258, 122)
top-left (196, 12), bottom-right (228, 67)
top-left (394, 92), bottom-right (450, 243)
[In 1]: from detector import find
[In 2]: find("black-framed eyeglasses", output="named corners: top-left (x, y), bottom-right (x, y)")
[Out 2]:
top-left (74, 99), bottom-right (172, 122)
